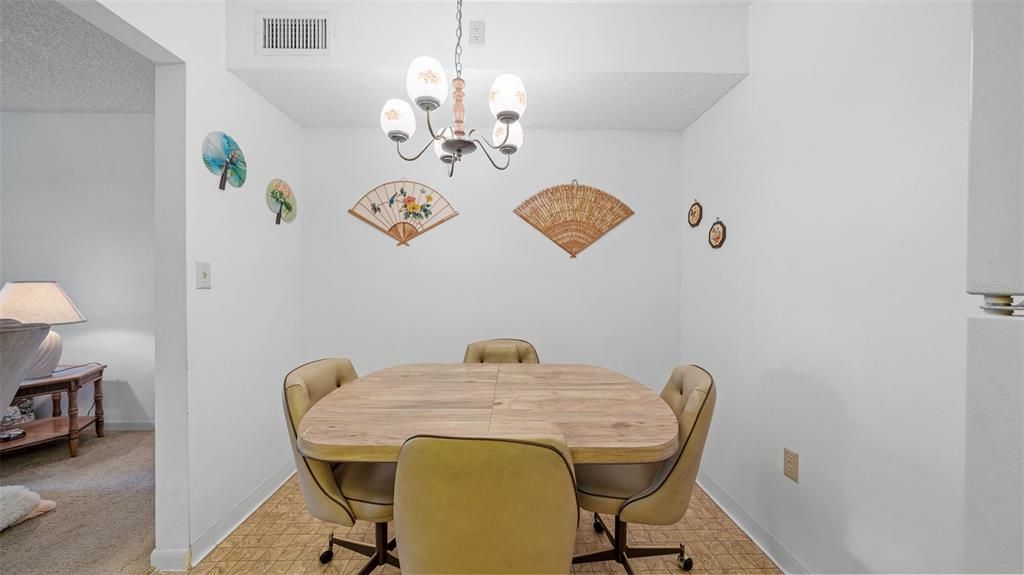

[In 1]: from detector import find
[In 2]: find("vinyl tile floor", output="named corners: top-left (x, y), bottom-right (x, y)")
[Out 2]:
top-left (190, 476), bottom-right (781, 575)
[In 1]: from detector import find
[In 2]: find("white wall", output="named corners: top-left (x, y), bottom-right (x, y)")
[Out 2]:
top-left (964, 2), bottom-right (1024, 571)
top-left (1, 112), bottom-right (156, 427)
top-left (301, 128), bottom-right (682, 390)
top-left (967, 0), bottom-right (1024, 296)
top-left (83, 1), bottom-right (306, 568)
top-left (676, 1), bottom-right (974, 573)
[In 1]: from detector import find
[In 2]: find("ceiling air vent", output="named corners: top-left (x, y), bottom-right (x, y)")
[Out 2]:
top-left (256, 13), bottom-right (332, 55)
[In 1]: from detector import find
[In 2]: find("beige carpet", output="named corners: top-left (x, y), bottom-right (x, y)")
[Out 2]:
top-left (0, 431), bottom-right (155, 575)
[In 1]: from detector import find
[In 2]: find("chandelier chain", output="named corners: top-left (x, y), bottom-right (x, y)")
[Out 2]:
top-left (454, 0), bottom-right (464, 79)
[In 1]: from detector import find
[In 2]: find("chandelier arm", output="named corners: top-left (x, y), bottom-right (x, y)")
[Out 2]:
top-left (447, 159), bottom-right (456, 178)
top-left (396, 138), bottom-right (436, 162)
top-left (466, 128), bottom-right (511, 151)
top-left (472, 139), bottom-right (511, 170)
top-left (425, 109), bottom-right (445, 141)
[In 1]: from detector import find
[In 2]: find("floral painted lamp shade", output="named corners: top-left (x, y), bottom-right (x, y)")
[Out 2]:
top-left (202, 131), bottom-right (247, 190)
top-left (266, 179), bottom-right (297, 225)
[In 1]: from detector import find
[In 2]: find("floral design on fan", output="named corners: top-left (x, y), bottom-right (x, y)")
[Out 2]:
top-left (371, 187), bottom-right (435, 221)
top-left (418, 69), bottom-right (441, 84)
top-left (267, 179), bottom-right (296, 224)
top-left (384, 108), bottom-right (402, 121)
top-left (516, 91), bottom-right (527, 106)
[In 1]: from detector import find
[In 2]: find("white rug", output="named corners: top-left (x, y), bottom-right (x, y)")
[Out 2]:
top-left (0, 485), bottom-right (42, 530)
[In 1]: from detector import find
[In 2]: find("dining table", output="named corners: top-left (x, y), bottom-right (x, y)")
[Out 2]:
top-left (297, 363), bottom-right (679, 464)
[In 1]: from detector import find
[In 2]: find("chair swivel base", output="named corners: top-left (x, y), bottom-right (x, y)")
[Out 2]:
top-left (320, 521), bottom-right (400, 575)
top-left (573, 513), bottom-right (693, 574)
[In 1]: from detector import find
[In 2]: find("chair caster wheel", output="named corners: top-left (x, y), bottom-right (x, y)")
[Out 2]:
top-left (319, 549), bottom-right (334, 564)
top-left (593, 520), bottom-right (604, 533)
top-left (678, 554), bottom-right (693, 571)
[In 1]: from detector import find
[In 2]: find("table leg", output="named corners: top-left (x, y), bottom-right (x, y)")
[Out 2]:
top-left (68, 384), bottom-right (79, 457)
top-left (94, 378), bottom-right (105, 438)
top-left (51, 392), bottom-right (62, 417)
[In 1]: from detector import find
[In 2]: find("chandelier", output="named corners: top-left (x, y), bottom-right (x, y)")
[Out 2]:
top-left (378, 0), bottom-right (527, 177)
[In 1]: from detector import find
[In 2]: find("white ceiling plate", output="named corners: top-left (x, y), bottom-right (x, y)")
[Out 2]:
top-left (231, 68), bottom-right (745, 130)
top-left (0, 0), bottom-right (154, 113)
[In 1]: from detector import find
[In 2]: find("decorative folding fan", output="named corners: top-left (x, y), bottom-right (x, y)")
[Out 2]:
top-left (514, 180), bottom-right (634, 258)
top-left (349, 180), bottom-right (458, 245)
top-left (202, 131), bottom-right (247, 190)
top-left (266, 179), bottom-right (297, 225)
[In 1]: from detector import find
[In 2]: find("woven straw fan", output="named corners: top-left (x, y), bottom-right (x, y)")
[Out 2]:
top-left (349, 180), bottom-right (458, 246)
top-left (514, 180), bottom-right (634, 258)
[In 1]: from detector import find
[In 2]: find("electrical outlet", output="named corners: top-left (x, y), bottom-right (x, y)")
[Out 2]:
top-left (784, 448), bottom-right (799, 483)
top-left (196, 262), bottom-right (212, 289)
top-left (469, 21), bottom-right (485, 45)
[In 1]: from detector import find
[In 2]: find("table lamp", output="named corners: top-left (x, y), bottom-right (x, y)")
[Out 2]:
top-left (0, 282), bottom-right (86, 379)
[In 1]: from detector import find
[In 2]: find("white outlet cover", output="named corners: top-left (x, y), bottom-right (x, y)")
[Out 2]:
top-left (469, 20), bottom-right (485, 44)
top-left (196, 261), bottom-right (212, 289)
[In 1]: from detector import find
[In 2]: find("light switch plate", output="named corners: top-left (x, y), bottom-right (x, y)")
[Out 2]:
top-left (196, 261), bottom-right (212, 289)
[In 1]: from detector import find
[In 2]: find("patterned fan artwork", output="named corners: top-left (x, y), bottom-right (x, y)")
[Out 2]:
top-left (349, 181), bottom-right (458, 246)
top-left (202, 131), bottom-right (247, 190)
top-left (514, 180), bottom-right (634, 258)
top-left (266, 179), bottom-right (297, 225)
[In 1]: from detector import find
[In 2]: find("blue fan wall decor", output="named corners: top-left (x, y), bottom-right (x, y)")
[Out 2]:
top-left (202, 131), bottom-right (247, 190)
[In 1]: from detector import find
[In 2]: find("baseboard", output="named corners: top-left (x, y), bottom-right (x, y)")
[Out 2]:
top-left (697, 470), bottom-right (808, 574)
top-left (189, 461), bottom-right (296, 566)
top-left (105, 421), bottom-right (155, 431)
top-left (149, 547), bottom-right (190, 572)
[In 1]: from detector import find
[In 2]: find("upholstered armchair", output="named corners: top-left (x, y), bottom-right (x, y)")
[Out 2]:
top-left (283, 358), bottom-right (399, 573)
top-left (463, 338), bottom-right (540, 364)
top-left (394, 435), bottom-right (578, 574)
top-left (572, 365), bottom-right (717, 572)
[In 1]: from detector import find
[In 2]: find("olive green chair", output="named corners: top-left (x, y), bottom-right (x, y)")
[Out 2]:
top-left (463, 338), bottom-right (540, 364)
top-left (283, 358), bottom-right (399, 574)
top-left (573, 365), bottom-right (717, 573)
top-left (394, 435), bottom-right (578, 574)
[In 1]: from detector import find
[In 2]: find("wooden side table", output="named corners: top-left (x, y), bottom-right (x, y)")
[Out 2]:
top-left (0, 363), bottom-right (106, 457)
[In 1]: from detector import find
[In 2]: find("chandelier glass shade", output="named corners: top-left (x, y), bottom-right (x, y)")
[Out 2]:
top-left (406, 56), bottom-right (449, 110)
top-left (379, 0), bottom-right (526, 177)
top-left (380, 98), bottom-right (416, 141)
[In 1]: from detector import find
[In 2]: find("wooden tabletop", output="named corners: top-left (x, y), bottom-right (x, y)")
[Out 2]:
top-left (18, 363), bottom-right (106, 389)
top-left (297, 363), bottom-right (679, 464)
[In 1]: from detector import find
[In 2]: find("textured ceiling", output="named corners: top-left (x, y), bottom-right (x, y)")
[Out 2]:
top-left (231, 68), bottom-right (746, 131)
top-left (0, 0), bottom-right (154, 113)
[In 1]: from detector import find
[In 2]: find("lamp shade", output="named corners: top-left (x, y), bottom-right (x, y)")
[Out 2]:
top-left (433, 126), bottom-right (454, 160)
top-left (0, 282), bottom-right (85, 325)
top-left (489, 74), bottom-right (527, 122)
top-left (493, 120), bottom-right (523, 154)
top-left (380, 98), bottom-right (417, 141)
top-left (406, 56), bottom-right (449, 110)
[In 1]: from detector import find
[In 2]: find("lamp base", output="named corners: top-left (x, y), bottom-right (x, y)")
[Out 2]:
top-left (25, 329), bottom-right (61, 379)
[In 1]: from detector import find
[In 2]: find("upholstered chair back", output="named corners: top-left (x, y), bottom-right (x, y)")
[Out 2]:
top-left (394, 435), bottom-right (578, 574)
top-left (463, 339), bottom-right (540, 364)
top-left (0, 320), bottom-right (50, 410)
top-left (283, 358), bottom-right (360, 527)
top-left (619, 365), bottom-right (716, 525)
